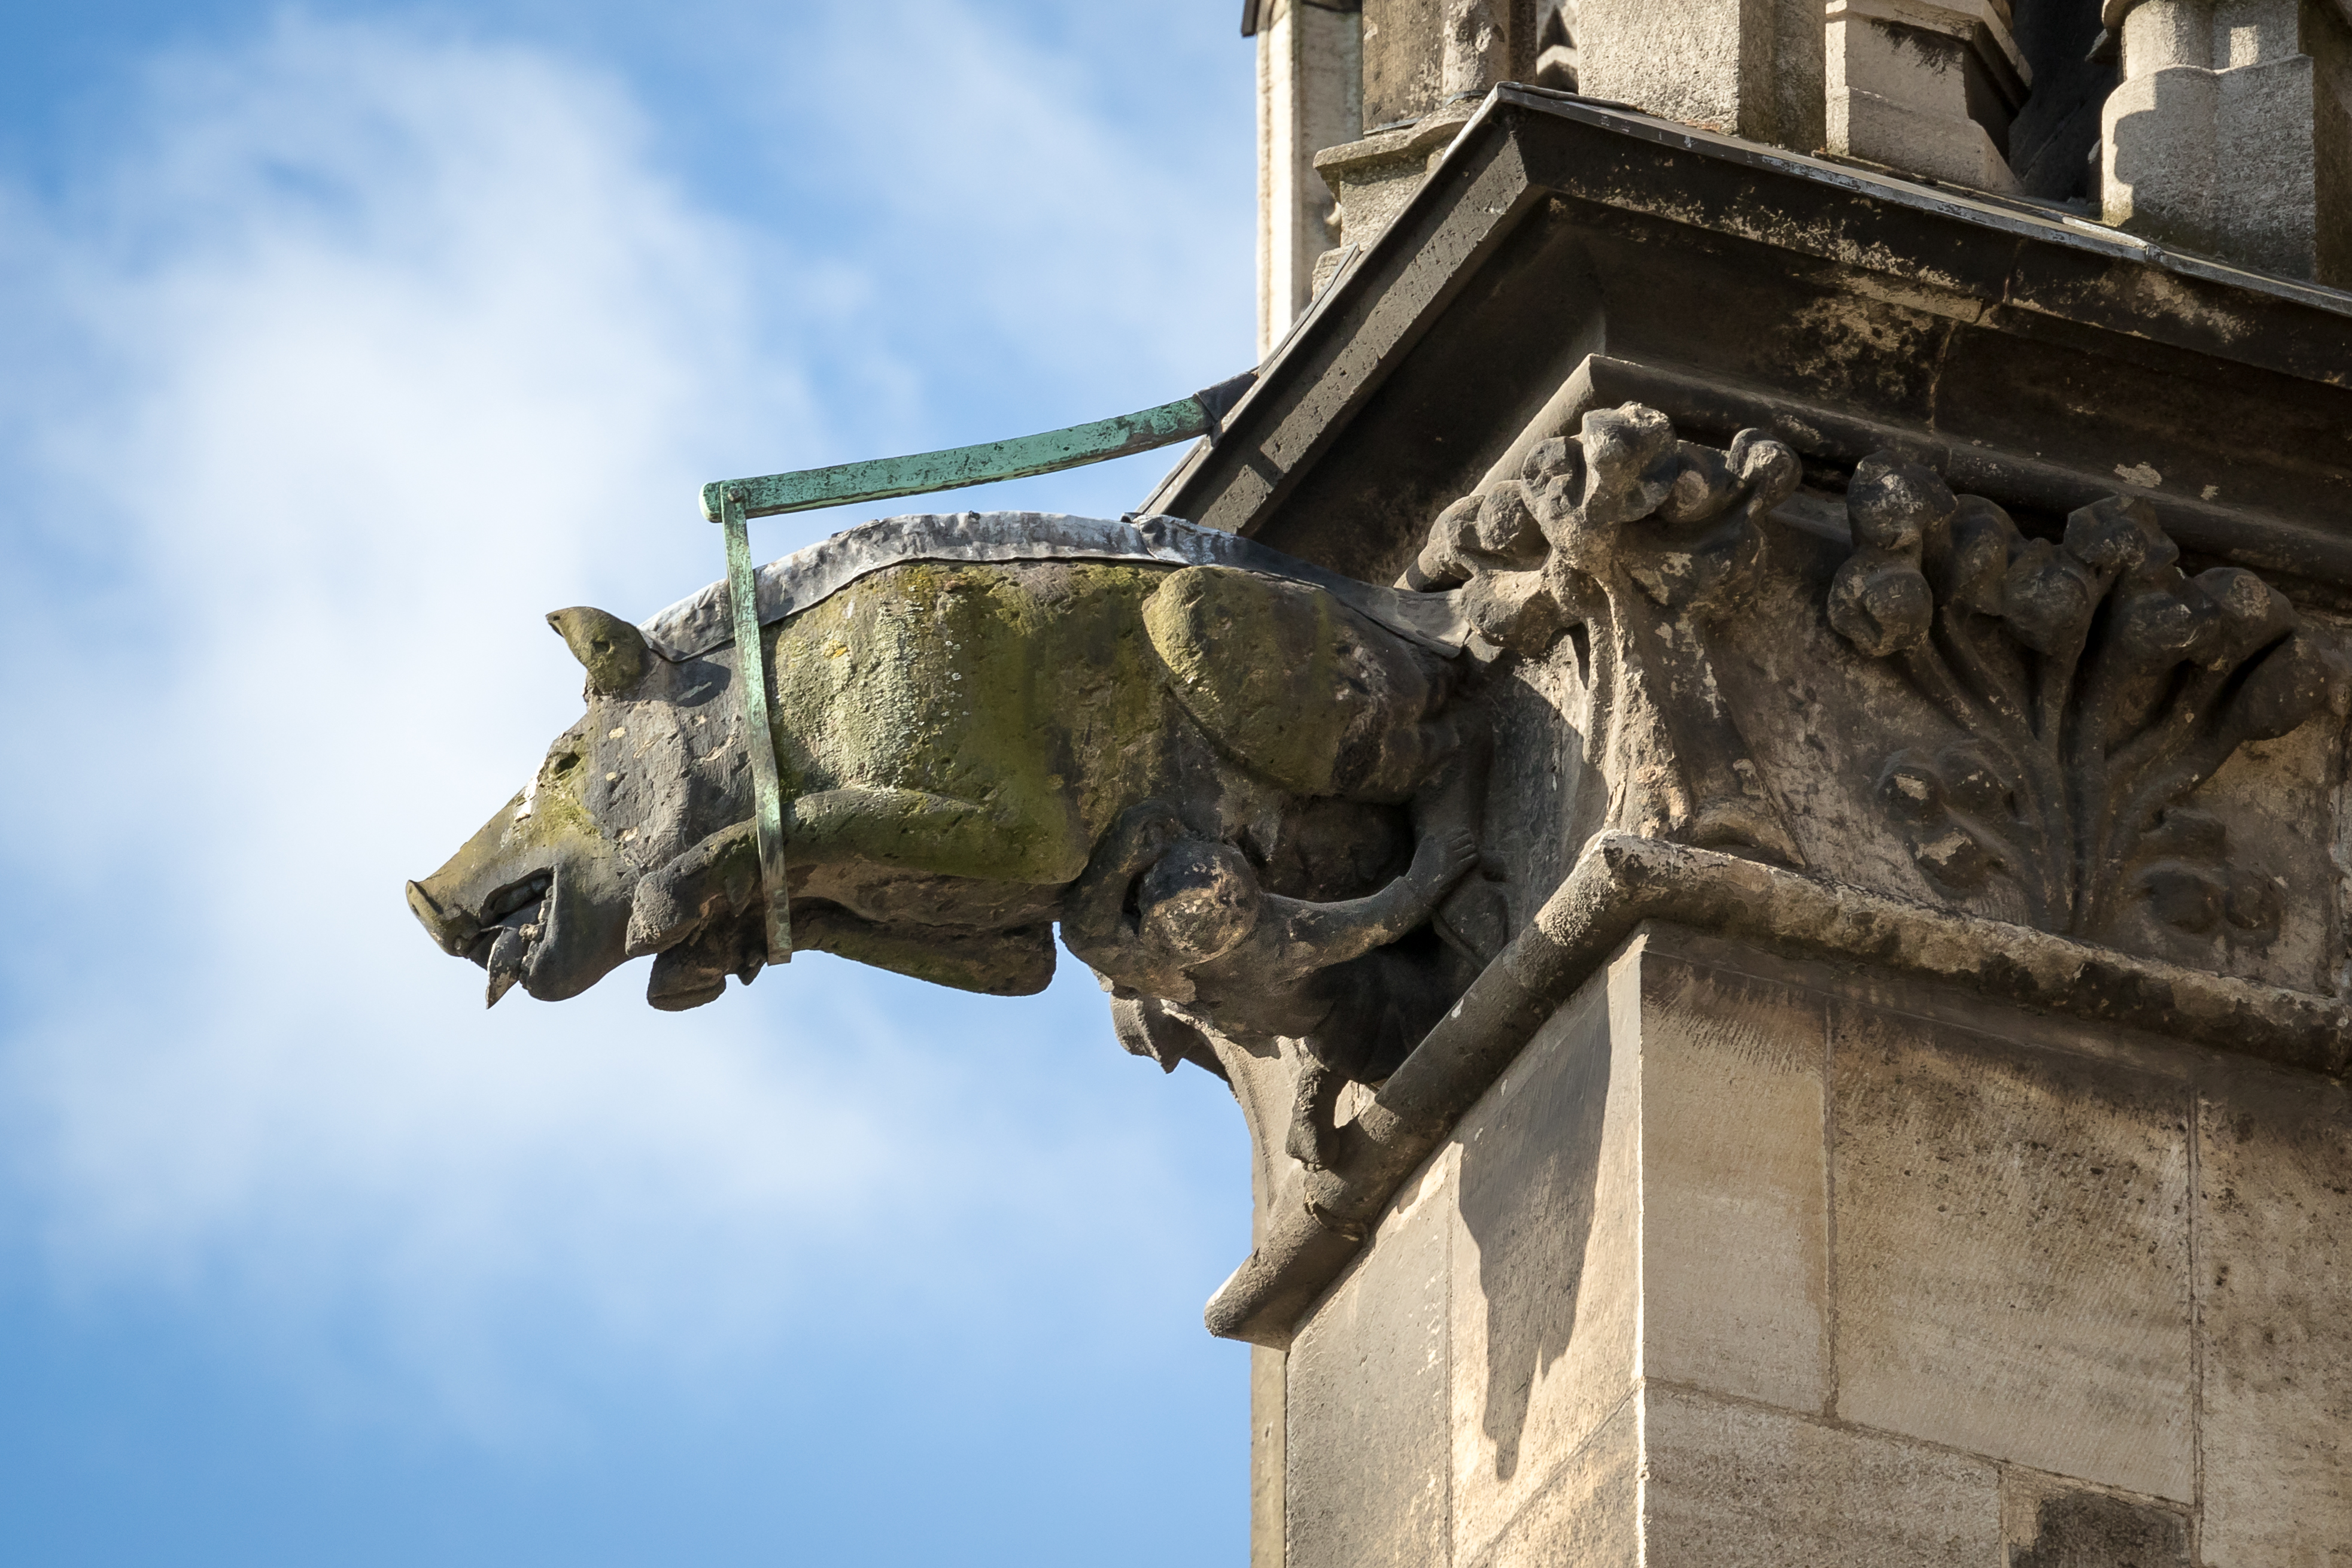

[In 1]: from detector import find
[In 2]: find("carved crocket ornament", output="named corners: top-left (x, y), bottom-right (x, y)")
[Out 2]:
top-left (1404, 401), bottom-right (1808, 865)
top-left (1400, 402), bottom-right (2351, 962)
top-left (1827, 452), bottom-right (2351, 946)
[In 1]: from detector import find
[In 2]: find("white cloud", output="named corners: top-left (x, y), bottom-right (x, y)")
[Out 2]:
top-left (0, 11), bottom-right (1244, 1436)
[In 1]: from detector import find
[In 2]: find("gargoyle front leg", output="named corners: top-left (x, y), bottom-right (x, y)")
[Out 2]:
top-left (627, 821), bottom-right (760, 958)
top-left (626, 786), bottom-right (1084, 961)
top-left (640, 898), bottom-right (1057, 1005)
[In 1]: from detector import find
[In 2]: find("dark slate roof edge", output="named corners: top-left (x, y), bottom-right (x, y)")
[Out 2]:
top-left (1490, 82), bottom-right (2352, 317)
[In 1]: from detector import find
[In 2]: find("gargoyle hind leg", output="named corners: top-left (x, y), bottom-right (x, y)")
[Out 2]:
top-left (792, 905), bottom-right (1056, 996)
top-left (1415, 715), bottom-right (1512, 965)
top-left (643, 899), bottom-right (1056, 1005)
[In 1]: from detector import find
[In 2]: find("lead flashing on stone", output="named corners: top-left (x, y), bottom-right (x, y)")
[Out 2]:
top-left (636, 510), bottom-right (1473, 660)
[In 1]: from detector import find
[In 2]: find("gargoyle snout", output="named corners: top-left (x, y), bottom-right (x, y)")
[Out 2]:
top-left (406, 878), bottom-right (479, 956)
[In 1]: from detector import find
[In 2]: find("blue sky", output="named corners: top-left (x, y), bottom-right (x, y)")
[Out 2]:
top-left (0, 4), bottom-right (1261, 1563)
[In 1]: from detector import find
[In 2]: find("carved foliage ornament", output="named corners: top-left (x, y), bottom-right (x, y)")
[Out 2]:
top-left (1408, 406), bottom-right (2348, 950)
top-left (1407, 402), bottom-right (1807, 865)
top-left (1827, 454), bottom-right (2351, 943)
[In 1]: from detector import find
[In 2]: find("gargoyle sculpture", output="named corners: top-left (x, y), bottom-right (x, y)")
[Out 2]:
top-left (1827, 454), bottom-right (2351, 944)
top-left (406, 515), bottom-right (1486, 1084)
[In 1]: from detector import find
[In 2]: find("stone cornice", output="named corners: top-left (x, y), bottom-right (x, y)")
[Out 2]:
top-left (1207, 832), bottom-right (2351, 1348)
top-left (1143, 84), bottom-right (2352, 597)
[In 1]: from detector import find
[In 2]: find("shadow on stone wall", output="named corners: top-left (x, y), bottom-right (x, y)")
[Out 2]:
top-left (2010, 1487), bottom-right (2191, 1567)
top-left (1457, 992), bottom-right (1613, 1481)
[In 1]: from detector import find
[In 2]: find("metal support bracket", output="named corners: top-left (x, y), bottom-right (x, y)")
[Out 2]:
top-left (719, 484), bottom-right (794, 965)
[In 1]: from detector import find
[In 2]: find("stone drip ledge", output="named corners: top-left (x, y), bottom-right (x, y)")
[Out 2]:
top-left (1205, 832), bottom-right (2352, 1348)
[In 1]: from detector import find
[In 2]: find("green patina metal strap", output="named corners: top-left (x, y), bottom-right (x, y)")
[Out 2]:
top-left (697, 374), bottom-right (1253, 523)
top-left (703, 370), bottom-right (1256, 967)
top-left (719, 484), bottom-right (794, 965)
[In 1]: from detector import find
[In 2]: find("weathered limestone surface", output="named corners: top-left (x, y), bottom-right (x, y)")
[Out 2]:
top-left (1286, 1147), bottom-right (1452, 1567)
top-left (2101, 0), bottom-right (2352, 282)
top-left (1830, 1002), bottom-right (2195, 1501)
top-left (1360, 0), bottom-right (1534, 127)
top-left (1256, 0), bottom-right (1364, 356)
top-left (1278, 929), bottom-right (2350, 1562)
top-left (1825, 0), bottom-right (2029, 192)
top-left (1646, 1387), bottom-right (2004, 1567)
top-left (2197, 1055), bottom-right (2352, 1563)
top-left (1575, 0), bottom-right (1824, 150)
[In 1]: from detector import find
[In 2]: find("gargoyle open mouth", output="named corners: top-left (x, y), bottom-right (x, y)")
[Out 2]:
top-left (469, 869), bottom-right (554, 1007)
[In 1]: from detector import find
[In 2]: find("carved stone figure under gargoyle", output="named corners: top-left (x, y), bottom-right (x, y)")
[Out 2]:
top-left (1062, 765), bottom-right (1484, 1169)
top-left (404, 514), bottom-right (1489, 1108)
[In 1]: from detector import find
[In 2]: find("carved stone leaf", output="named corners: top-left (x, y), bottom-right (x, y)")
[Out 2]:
top-left (1825, 454), bottom-right (2349, 949)
top-left (1401, 402), bottom-right (1807, 866)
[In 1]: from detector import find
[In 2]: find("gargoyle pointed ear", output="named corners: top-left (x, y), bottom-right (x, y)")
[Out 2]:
top-left (546, 606), bottom-right (649, 696)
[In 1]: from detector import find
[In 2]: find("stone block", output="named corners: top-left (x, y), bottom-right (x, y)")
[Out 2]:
top-left (1447, 937), bottom-right (1836, 1561)
top-left (1448, 968), bottom-right (1640, 1562)
top-left (1578, 0), bottom-right (1825, 149)
top-left (1362, 0), bottom-right (1452, 126)
top-left (1637, 946), bottom-right (1832, 1415)
top-left (2198, 1057), bottom-right (2352, 1566)
top-left (1829, 85), bottom-right (2024, 192)
top-left (1457, 1393), bottom-right (1639, 1568)
top-left (1253, 1344), bottom-right (1286, 1568)
top-left (1644, 1384), bottom-right (2002, 1565)
top-left (2212, 52), bottom-right (2321, 273)
top-left (1312, 102), bottom-right (1474, 253)
top-left (1825, 0), bottom-right (2028, 192)
top-left (1286, 1143), bottom-right (1457, 1568)
top-left (1830, 1002), bottom-right (2196, 1500)
top-left (2102, 0), bottom-right (2329, 279)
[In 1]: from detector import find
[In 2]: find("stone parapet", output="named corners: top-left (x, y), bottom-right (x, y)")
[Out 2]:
top-left (2100, 0), bottom-right (2352, 282)
top-left (1827, 0), bottom-right (2032, 193)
